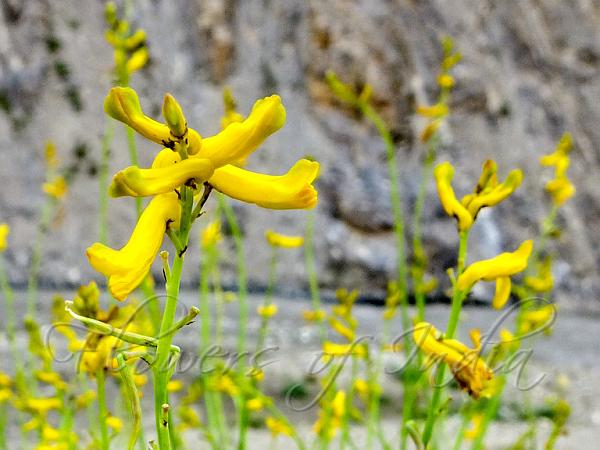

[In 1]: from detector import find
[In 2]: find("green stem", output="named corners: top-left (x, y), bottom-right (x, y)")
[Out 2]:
top-left (153, 185), bottom-right (194, 449)
top-left (0, 258), bottom-right (20, 367)
top-left (99, 120), bottom-right (115, 244)
top-left (422, 230), bottom-right (469, 447)
top-left (256, 248), bottom-right (278, 353)
top-left (362, 105), bottom-right (410, 332)
top-left (218, 195), bottom-right (248, 362)
top-left (305, 210), bottom-right (325, 340)
top-left (97, 369), bottom-right (110, 450)
top-left (26, 196), bottom-right (55, 316)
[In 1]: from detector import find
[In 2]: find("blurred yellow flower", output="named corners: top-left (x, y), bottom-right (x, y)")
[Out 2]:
top-left (42, 176), bottom-right (68, 199)
top-left (413, 322), bottom-right (493, 399)
top-left (106, 415), bottom-right (123, 432)
top-left (265, 416), bottom-right (293, 437)
top-left (457, 240), bottom-right (533, 309)
top-left (0, 223), bottom-right (9, 252)
top-left (201, 220), bottom-right (222, 247)
top-left (265, 230), bottom-right (304, 248)
top-left (540, 133), bottom-right (575, 206)
top-left (257, 304), bottom-right (278, 318)
top-left (302, 309), bottom-right (326, 322)
top-left (435, 161), bottom-right (523, 231)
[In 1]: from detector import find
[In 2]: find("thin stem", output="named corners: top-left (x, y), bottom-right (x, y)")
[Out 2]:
top-left (26, 196), bottom-right (55, 316)
top-left (218, 195), bottom-right (248, 363)
top-left (256, 248), bottom-right (278, 353)
top-left (97, 369), bottom-right (110, 450)
top-left (422, 230), bottom-right (469, 446)
top-left (305, 210), bottom-right (326, 340)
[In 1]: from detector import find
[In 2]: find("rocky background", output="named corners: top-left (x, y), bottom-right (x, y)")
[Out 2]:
top-left (0, 0), bottom-right (598, 310)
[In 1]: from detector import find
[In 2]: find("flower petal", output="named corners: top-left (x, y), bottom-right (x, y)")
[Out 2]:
top-left (86, 193), bottom-right (180, 301)
top-left (109, 158), bottom-right (214, 197)
top-left (209, 159), bottom-right (319, 210)
top-left (492, 276), bottom-right (512, 309)
top-left (195, 95), bottom-right (286, 167)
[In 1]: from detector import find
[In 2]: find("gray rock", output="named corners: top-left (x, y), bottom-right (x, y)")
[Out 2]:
top-left (0, 0), bottom-right (598, 310)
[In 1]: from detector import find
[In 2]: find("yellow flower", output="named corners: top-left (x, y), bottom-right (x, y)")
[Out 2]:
top-left (221, 87), bottom-right (245, 129)
top-left (41, 425), bottom-right (61, 441)
top-left (106, 415), bottom-right (123, 433)
top-left (322, 341), bottom-right (367, 359)
top-left (457, 240), bottom-right (533, 309)
top-left (86, 192), bottom-right (180, 301)
top-left (246, 397), bottom-right (265, 411)
top-left (435, 161), bottom-right (523, 231)
top-left (109, 157), bottom-right (214, 197)
top-left (0, 389), bottom-right (11, 403)
top-left (257, 303), bottom-right (278, 318)
top-left (213, 374), bottom-right (240, 397)
top-left (519, 304), bottom-right (556, 336)
top-left (36, 371), bottom-right (67, 391)
top-left (265, 230), bottom-right (304, 248)
top-left (420, 119), bottom-right (442, 143)
top-left (332, 390), bottom-right (346, 418)
top-left (43, 176), bottom-right (68, 199)
top-left (464, 413), bottom-right (484, 440)
top-left (416, 103), bottom-right (449, 118)
top-left (524, 257), bottom-right (554, 293)
top-left (328, 317), bottom-right (355, 341)
top-left (437, 73), bottom-right (455, 89)
top-left (208, 159), bottom-right (319, 209)
top-left (0, 223), bottom-right (9, 252)
top-left (540, 133), bottom-right (575, 206)
top-left (265, 417), bottom-right (293, 437)
top-left (0, 372), bottom-right (11, 388)
top-left (167, 379), bottom-right (184, 393)
top-left (201, 220), bottom-right (222, 247)
top-left (413, 322), bottom-right (493, 399)
top-left (24, 397), bottom-right (62, 416)
top-left (545, 177), bottom-right (575, 206)
top-left (302, 309), bottom-right (326, 322)
top-left (104, 87), bottom-right (203, 155)
top-left (44, 141), bottom-right (58, 169)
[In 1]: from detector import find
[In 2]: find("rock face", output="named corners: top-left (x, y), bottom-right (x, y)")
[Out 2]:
top-left (0, 0), bottom-right (598, 310)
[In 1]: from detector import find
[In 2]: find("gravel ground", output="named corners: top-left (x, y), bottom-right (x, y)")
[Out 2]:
top-left (2, 291), bottom-right (599, 449)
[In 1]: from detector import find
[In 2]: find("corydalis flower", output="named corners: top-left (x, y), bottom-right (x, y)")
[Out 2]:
top-left (265, 230), bottom-right (304, 248)
top-left (456, 239), bottom-right (533, 309)
top-left (0, 223), bottom-right (9, 252)
top-left (434, 160), bottom-right (523, 231)
top-left (88, 87), bottom-right (319, 301)
top-left (540, 133), bottom-right (575, 206)
top-left (413, 321), bottom-right (493, 399)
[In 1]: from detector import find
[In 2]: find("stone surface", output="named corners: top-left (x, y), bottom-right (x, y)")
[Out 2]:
top-left (0, 0), bottom-right (599, 310)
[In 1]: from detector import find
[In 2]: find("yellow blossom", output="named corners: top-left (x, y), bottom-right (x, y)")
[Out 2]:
top-left (201, 220), bottom-right (222, 247)
top-left (265, 230), bottom-right (304, 248)
top-left (43, 176), bottom-right (68, 199)
top-left (246, 397), bottom-right (265, 411)
top-left (302, 309), bottom-right (326, 322)
top-left (524, 257), bottom-right (554, 293)
top-left (0, 224), bottom-right (8, 252)
top-left (457, 240), bottom-right (533, 309)
top-left (265, 417), bottom-right (293, 437)
top-left (434, 161), bottom-right (523, 231)
top-left (322, 341), bottom-right (367, 359)
top-left (208, 159), bottom-right (319, 210)
top-left (213, 374), bottom-right (240, 397)
top-left (519, 304), bottom-right (556, 336)
top-left (86, 192), bottom-right (180, 301)
top-left (109, 157), bottom-right (214, 197)
top-left (24, 397), bottom-right (62, 416)
top-left (464, 413), bottom-right (484, 440)
top-left (0, 389), bottom-right (11, 403)
top-left (420, 119), bottom-right (442, 143)
top-left (106, 415), bottom-right (123, 432)
top-left (44, 141), bottom-right (58, 169)
top-left (416, 103), bottom-right (449, 118)
top-left (36, 371), bottom-right (67, 391)
top-left (540, 133), bottom-right (575, 206)
top-left (437, 73), bottom-right (455, 88)
top-left (413, 322), bottom-right (493, 398)
top-left (328, 317), bottom-right (355, 341)
top-left (167, 379), bottom-right (184, 393)
top-left (257, 304), bottom-right (278, 318)
top-left (41, 425), bottom-right (61, 441)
